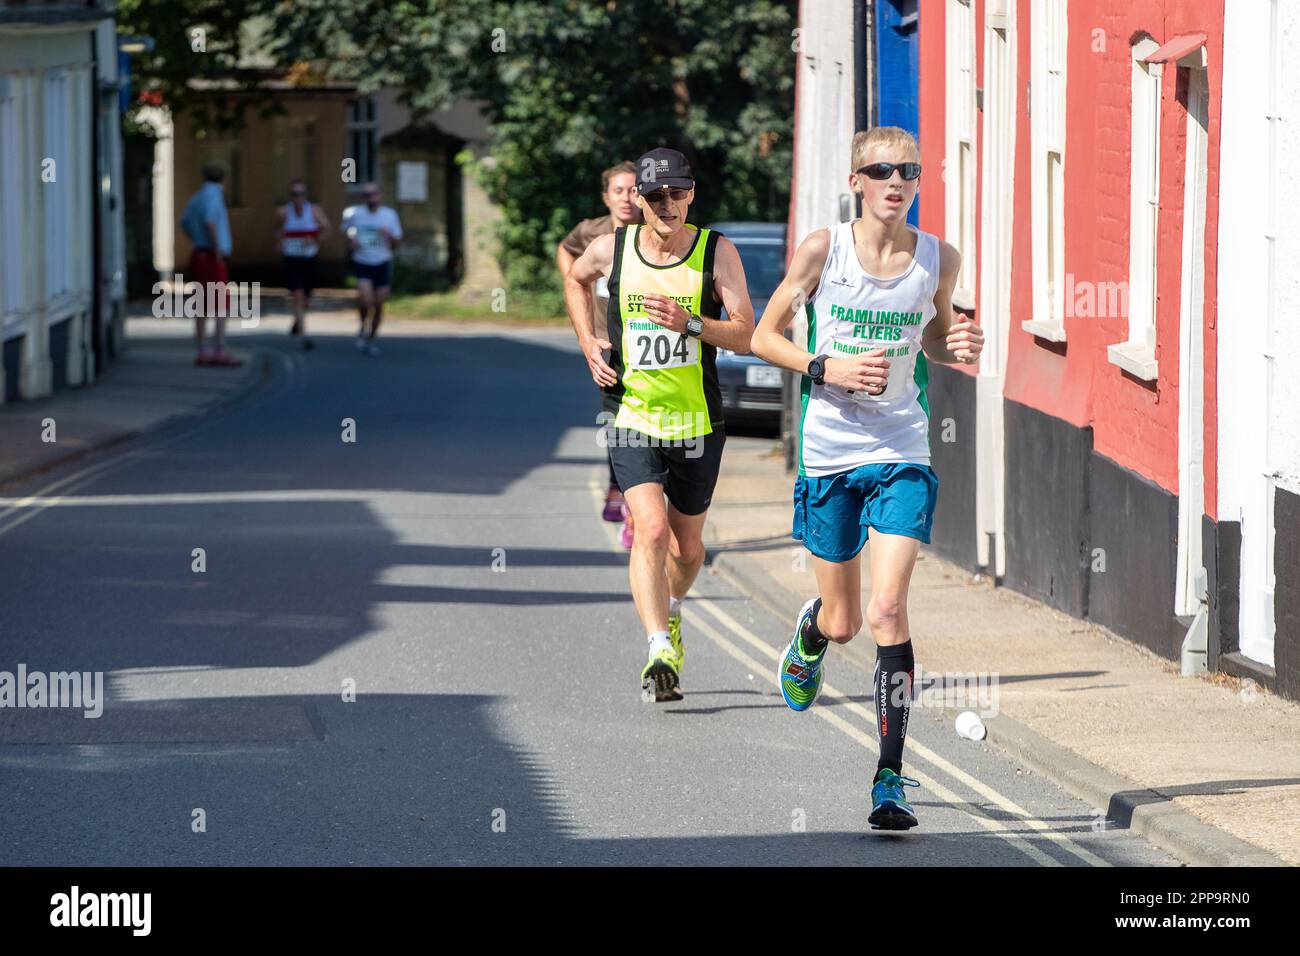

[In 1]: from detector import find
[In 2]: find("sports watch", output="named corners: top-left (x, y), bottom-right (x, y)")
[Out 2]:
top-left (807, 354), bottom-right (829, 385)
top-left (684, 314), bottom-right (705, 338)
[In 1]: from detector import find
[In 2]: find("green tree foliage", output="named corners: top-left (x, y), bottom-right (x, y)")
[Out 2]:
top-left (120, 1), bottom-right (797, 298)
top-left (116, 0), bottom-right (280, 130)
top-left (267, 0), bottom-right (796, 299)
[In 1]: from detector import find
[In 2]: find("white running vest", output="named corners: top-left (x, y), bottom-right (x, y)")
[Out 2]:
top-left (799, 222), bottom-right (939, 477)
top-left (281, 202), bottom-right (321, 258)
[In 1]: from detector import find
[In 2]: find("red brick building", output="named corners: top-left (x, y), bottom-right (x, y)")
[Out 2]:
top-left (911, 2), bottom-right (1229, 675)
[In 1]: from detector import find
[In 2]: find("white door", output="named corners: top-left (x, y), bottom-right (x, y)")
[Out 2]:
top-left (1175, 67), bottom-right (1209, 616)
top-left (976, 0), bottom-right (1016, 576)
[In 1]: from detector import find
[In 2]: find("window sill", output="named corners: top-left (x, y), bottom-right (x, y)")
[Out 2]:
top-left (951, 287), bottom-right (976, 312)
top-left (45, 292), bottom-right (89, 323)
top-left (1021, 318), bottom-right (1066, 343)
top-left (1107, 341), bottom-right (1158, 380)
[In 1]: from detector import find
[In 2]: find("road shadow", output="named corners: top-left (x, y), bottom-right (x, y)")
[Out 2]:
top-left (0, 692), bottom-right (1098, 866)
top-left (0, 330), bottom-right (1121, 866)
top-left (1106, 777), bottom-right (1300, 830)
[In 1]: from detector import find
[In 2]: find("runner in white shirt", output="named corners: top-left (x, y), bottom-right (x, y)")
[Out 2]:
top-left (342, 183), bottom-right (403, 356)
top-left (275, 179), bottom-right (331, 351)
top-left (751, 127), bottom-right (984, 831)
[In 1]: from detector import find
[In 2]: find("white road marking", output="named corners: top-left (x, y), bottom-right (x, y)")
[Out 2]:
top-left (0, 456), bottom-right (129, 538)
top-left (686, 609), bottom-right (1062, 866)
top-left (695, 598), bottom-right (1110, 867)
top-left (586, 474), bottom-right (1106, 865)
top-left (0, 350), bottom-right (295, 540)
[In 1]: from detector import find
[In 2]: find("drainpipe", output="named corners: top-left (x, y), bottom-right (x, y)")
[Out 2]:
top-left (90, 31), bottom-right (104, 378)
top-left (1180, 567), bottom-right (1209, 676)
top-left (853, 0), bottom-right (873, 221)
top-left (855, 0), bottom-right (872, 130)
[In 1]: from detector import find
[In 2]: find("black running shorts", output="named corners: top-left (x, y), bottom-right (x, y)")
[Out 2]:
top-left (606, 427), bottom-right (726, 516)
top-left (283, 255), bottom-right (317, 294)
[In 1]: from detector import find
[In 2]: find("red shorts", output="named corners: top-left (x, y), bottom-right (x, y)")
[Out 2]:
top-left (189, 249), bottom-right (230, 314)
top-left (189, 248), bottom-right (229, 285)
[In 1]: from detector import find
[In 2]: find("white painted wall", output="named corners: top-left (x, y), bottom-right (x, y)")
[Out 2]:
top-left (1268, 3), bottom-right (1300, 496)
top-left (142, 107), bottom-right (175, 276)
top-left (0, 24), bottom-right (101, 400)
top-left (1218, 0), bottom-right (1293, 666)
top-left (787, 0), bottom-right (860, 464)
top-left (791, 0), bottom-right (858, 251)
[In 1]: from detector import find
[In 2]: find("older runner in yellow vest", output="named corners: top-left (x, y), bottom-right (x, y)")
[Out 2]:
top-left (564, 148), bottom-right (756, 703)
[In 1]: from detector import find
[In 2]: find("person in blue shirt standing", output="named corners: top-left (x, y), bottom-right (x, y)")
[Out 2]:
top-left (180, 162), bottom-right (242, 367)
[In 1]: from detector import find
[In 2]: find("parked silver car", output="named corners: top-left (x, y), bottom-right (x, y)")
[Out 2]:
top-left (707, 221), bottom-right (787, 433)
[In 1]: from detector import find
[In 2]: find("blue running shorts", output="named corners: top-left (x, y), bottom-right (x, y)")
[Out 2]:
top-left (792, 462), bottom-right (939, 563)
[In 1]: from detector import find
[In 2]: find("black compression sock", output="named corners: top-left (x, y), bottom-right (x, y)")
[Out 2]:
top-left (799, 599), bottom-right (829, 656)
top-left (873, 640), bottom-right (914, 777)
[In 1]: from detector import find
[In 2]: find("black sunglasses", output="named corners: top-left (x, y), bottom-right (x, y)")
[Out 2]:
top-left (641, 186), bottom-right (691, 205)
top-left (856, 162), bottom-right (922, 181)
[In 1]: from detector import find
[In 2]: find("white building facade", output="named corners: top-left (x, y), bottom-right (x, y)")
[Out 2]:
top-left (1217, 0), bottom-right (1299, 689)
top-left (0, 0), bottom-right (125, 404)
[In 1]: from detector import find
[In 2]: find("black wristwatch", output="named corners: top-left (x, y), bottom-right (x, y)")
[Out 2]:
top-left (807, 354), bottom-right (829, 385)
top-left (684, 314), bottom-right (705, 338)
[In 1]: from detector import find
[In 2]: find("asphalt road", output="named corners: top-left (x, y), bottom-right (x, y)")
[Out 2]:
top-left (0, 323), bottom-right (1179, 866)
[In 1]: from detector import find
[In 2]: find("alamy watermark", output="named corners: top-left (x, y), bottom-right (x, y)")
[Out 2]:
top-left (884, 663), bottom-right (1000, 718)
top-left (0, 664), bottom-right (104, 718)
top-left (152, 274), bottom-right (262, 328)
top-left (595, 411), bottom-right (709, 459)
top-left (50, 886), bottom-right (150, 936)
top-left (1063, 273), bottom-right (1129, 319)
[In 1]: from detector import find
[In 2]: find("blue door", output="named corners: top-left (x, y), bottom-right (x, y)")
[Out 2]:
top-left (874, 0), bottom-right (920, 226)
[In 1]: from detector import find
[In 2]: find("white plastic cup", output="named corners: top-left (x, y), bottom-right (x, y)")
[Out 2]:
top-left (955, 710), bottom-right (986, 741)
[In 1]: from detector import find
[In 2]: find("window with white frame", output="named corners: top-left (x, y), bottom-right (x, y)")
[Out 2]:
top-left (945, 0), bottom-right (977, 309)
top-left (347, 96), bottom-right (378, 189)
top-left (43, 70), bottom-right (73, 302)
top-left (0, 78), bottom-right (22, 328)
top-left (1025, 0), bottom-right (1067, 341)
top-left (1110, 36), bottom-right (1161, 379)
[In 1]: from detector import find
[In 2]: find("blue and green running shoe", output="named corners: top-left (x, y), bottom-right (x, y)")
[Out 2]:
top-left (869, 768), bottom-right (921, 830)
top-left (778, 598), bottom-right (825, 711)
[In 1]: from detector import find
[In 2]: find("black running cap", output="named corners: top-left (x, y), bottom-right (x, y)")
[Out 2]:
top-left (636, 148), bottom-right (694, 194)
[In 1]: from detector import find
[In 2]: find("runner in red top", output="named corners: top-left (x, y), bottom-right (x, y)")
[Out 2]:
top-left (274, 179), bottom-right (332, 351)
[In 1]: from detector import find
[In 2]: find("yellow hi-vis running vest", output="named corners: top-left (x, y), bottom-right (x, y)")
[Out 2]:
top-left (603, 224), bottom-right (723, 441)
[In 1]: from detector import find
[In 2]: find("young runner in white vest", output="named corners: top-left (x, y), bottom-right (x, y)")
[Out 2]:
top-left (751, 127), bottom-right (984, 830)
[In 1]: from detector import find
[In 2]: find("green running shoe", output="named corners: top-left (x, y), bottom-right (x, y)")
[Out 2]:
top-left (869, 768), bottom-right (921, 830)
top-left (668, 610), bottom-right (684, 671)
top-left (641, 648), bottom-right (682, 703)
top-left (778, 598), bottom-right (825, 711)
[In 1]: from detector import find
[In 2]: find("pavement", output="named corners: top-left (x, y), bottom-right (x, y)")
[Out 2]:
top-left (706, 442), bottom-right (1300, 867)
top-left (0, 310), bottom-right (1293, 866)
top-left (0, 338), bottom-right (266, 491)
